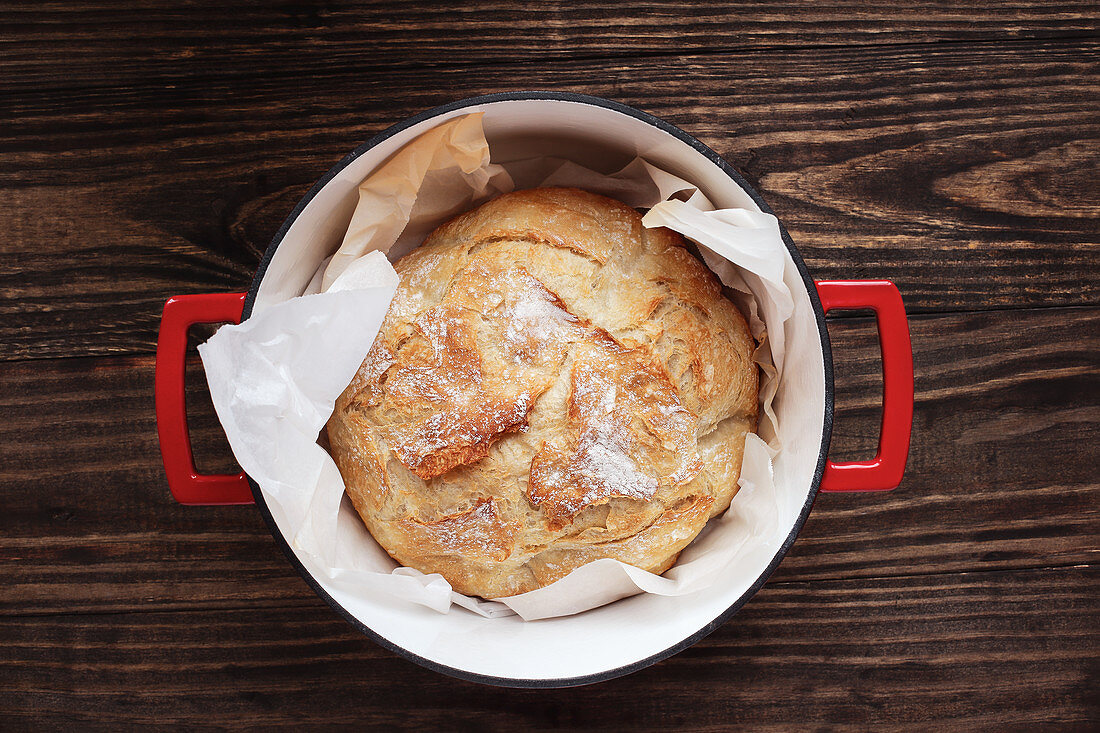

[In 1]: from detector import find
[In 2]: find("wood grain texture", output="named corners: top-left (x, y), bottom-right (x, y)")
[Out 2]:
top-left (3, 3), bottom-right (1098, 724)
top-left (2, 0), bottom-right (1098, 94)
top-left (1, 567), bottom-right (1096, 729)
top-left (3, 306), bottom-right (1096, 615)
top-left (2, 40), bottom-right (1098, 359)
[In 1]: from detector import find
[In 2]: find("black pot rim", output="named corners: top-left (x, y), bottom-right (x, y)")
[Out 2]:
top-left (240, 91), bottom-right (835, 689)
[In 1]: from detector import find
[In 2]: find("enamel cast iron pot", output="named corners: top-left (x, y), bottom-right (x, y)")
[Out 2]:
top-left (155, 92), bottom-right (914, 688)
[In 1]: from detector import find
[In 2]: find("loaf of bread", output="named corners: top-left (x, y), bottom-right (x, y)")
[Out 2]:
top-left (327, 187), bottom-right (758, 598)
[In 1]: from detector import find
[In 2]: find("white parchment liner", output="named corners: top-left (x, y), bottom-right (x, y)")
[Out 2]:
top-left (199, 113), bottom-right (795, 621)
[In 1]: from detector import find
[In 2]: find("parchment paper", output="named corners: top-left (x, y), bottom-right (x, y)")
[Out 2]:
top-left (199, 113), bottom-right (795, 621)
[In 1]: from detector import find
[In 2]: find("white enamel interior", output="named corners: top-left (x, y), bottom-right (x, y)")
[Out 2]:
top-left (251, 99), bottom-right (827, 682)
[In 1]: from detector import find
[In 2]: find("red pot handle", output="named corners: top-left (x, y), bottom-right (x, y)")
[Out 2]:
top-left (155, 292), bottom-right (254, 505)
top-left (815, 280), bottom-right (913, 492)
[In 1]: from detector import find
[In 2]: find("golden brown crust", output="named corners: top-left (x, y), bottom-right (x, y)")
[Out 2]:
top-left (327, 187), bottom-right (758, 598)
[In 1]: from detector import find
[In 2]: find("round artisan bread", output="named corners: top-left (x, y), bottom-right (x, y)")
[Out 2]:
top-left (327, 187), bottom-right (758, 599)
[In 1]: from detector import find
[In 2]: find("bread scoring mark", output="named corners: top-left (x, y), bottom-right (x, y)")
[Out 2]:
top-left (564, 494), bottom-right (716, 552)
top-left (383, 396), bottom-right (534, 480)
top-left (640, 494), bottom-right (715, 543)
top-left (399, 497), bottom-right (517, 562)
top-left (371, 263), bottom-right (588, 481)
top-left (530, 438), bottom-right (659, 533)
top-left (386, 304), bottom-right (484, 403)
top-left (443, 256), bottom-right (589, 367)
top-left (493, 267), bottom-right (584, 364)
top-left (523, 495), bottom-right (712, 586)
top-left (527, 337), bottom-right (703, 531)
top-left (376, 304), bottom-right (534, 480)
top-left (466, 229), bottom-right (608, 265)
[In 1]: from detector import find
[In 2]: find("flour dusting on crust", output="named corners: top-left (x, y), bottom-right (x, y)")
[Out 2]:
top-left (327, 187), bottom-right (758, 598)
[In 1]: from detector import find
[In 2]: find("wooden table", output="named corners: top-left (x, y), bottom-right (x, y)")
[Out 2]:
top-left (3, 3), bottom-right (1098, 728)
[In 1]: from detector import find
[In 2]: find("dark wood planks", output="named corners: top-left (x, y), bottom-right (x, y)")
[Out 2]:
top-left (2, 1), bottom-right (1097, 727)
top-left (3, 1), bottom-right (1098, 95)
top-left (3, 306), bottom-right (1096, 615)
top-left (3, 40), bottom-right (1098, 360)
top-left (784, 306), bottom-right (1100, 581)
top-left (1, 566), bottom-right (1096, 728)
